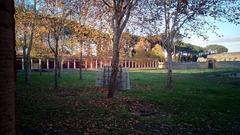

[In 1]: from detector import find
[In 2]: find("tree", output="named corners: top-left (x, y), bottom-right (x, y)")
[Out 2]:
top-left (69, 0), bottom-right (92, 79)
top-left (134, 37), bottom-right (151, 58)
top-left (102, 0), bottom-right (137, 98)
top-left (205, 44), bottom-right (228, 54)
top-left (0, 0), bottom-right (16, 134)
top-left (31, 33), bottom-right (52, 75)
top-left (42, 0), bottom-right (73, 89)
top-left (138, 0), bottom-right (237, 89)
top-left (150, 44), bottom-right (165, 61)
top-left (15, 0), bottom-right (37, 84)
top-left (176, 41), bottom-right (205, 62)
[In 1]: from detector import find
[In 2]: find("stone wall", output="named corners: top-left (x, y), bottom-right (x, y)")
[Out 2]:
top-left (215, 61), bottom-right (240, 69)
top-left (170, 62), bottom-right (207, 69)
top-left (163, 61), bottom-right (240, 69)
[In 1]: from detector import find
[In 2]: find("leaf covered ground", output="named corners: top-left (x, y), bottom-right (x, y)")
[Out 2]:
top-left (16, 69), bottom-right (240, 134)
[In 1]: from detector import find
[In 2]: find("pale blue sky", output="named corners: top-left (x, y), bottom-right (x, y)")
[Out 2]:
top-left (183, 21), bottom-right (240, 52)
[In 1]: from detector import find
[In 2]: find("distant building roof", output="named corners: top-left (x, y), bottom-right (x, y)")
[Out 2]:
top-left (207, 52), bottom-right (240, 61)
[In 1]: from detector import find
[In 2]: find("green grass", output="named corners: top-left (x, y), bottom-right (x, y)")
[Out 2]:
top-left (16, 69), bottom-right (240, 134)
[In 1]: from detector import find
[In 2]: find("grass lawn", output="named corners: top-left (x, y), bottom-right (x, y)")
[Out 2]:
top-left (16, 69), bottom-right (240, 134)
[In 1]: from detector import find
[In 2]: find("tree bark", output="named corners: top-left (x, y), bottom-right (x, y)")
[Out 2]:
top-left (0, 0), bottom-right (16, 134)
top-left (39, 64), bottom-right (42, 76)
top-left (54, 36), bottom-right (59, 89)
top-left (23, 46), bottom-right (28, 83)
top-left (23, 53), bottom-right (31, 84)
top-left (58, 56), bottom-right (62, 78)
top-left (108, 31), bottom-right (121, 98)
top-left (166, 48), bottom-right (173, 89)
top-left (54, 55), bottom-right (58, 89)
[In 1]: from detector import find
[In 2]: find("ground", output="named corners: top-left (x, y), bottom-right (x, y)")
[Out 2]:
top-left (16, 69), bottom-right (240, 135)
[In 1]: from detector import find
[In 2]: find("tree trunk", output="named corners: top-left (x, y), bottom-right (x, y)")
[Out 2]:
top-left (0, 0), bottom-right (16, 134)
top-left (54, 37), bottom-right (59, 89)
top-left (39, 65), bottom-right (42, 76)
top-left (173, 44), bottom-right (176, 62)
top-left (108, 32), bottom-right (121, 98)
top-left (58, 56), bottom-right (61, 78)
top-left (23, 47), bottom-right (28, 83)
top-left (23, 50), bottom-right (31, 84)
top-left (178, 52), bottom-right (181, 62)
top-left (26, 57), bottom-right (31, 83)
top-left (54, 55), bottom-right (58, 89)
top-left (23, 0), bottom-right (36, 84)
top-left (79, 42), bottom-right (83, 80)
top-left (39, 59), bottom-right (42, 76)
top-left (166, 49), bottom-right (173, 89)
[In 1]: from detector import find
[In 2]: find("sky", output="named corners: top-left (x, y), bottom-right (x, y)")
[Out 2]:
top-left (183, 21), bottom-right (240, 52)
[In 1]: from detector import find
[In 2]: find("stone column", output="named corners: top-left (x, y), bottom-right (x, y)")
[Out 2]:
top-left (100, 60), bottom-right (103, 68)
top-left (22, 58), bottom-right (24, 70)
top-left (73, 59), bottom-right (76, 69)
top-left (150, 60), bottom-right (152, 68)
top-left (31, 58), bottom-right (33, 69)
top-left (67, 60), bottom-right (70, 69)
top-left (61, 60), bottom-right (63, 70)
top-left (47, 59), bottom-right (49, 69)
top-left (95, 59), bottom-right (98, 69)
top-left (85, 59), bottom-right (88, 69)
top-left (128, 60), bottom-right (130, 68)
top-left (90, 60), bottom-right (93, 69)
top-left (125, 60), bottom-right (127, 68)
top-left (39, 59), bottom-right (41, 70)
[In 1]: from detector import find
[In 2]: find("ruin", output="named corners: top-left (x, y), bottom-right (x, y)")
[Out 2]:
top-left (96, 66), bottom-right (130, 90)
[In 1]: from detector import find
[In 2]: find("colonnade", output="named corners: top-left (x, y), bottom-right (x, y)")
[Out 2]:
top-left (18, 58), bottom-right (159, 70)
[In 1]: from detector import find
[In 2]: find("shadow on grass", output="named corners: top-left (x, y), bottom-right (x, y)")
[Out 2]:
top-left (16, 69), bottom-right (240, 134)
